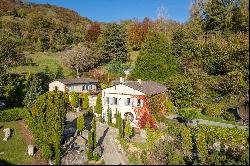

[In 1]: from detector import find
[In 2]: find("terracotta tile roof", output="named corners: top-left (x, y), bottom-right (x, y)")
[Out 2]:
top-left (112, 80), bottom-right (168, 96)
top-left (55, 78), bottom-right (98, 85)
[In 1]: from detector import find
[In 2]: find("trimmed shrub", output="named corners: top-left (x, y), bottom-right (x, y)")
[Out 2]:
top-left (0, 107), bottom-right (28, 122)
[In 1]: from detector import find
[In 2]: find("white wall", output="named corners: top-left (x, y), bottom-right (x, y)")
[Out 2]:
top-left (49, 81), bottom-right (66, 91)
top-left (101, 84), bottom-right (146, 127)
top-left (49, 81), bottom-right (97, 93)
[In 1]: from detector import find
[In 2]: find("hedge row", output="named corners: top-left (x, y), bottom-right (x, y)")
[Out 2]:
top-left (0, 107), bottom-right (28, 122)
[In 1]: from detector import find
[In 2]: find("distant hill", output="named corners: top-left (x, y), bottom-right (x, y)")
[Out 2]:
top-left (0, 0), bottom-right (92, 52)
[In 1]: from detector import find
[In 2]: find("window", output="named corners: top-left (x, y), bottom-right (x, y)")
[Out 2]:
top-left (69, 86), bottom-right (74, 92)
top-left (114, 86), bottom-right (116, 90)
top-left (114, 97), bottom-right (118, 105)
top-left (82, 85), bottom-right (86, 91)
top-left (137, 99), bottom-right (141, 107)
top-left (88, 85), bottom-right (92, 90)
top-left (124, 98), bottom-right (131, 106)
top-left (107, 97), bottom-right (109, 105)
top-left (92, 85), bottom-right (96, 90)
top-left (132, 98), bottom-right (143, 107)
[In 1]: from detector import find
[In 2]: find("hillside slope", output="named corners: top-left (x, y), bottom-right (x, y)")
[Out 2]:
top-left (0, 0), bottom-right (92, 52)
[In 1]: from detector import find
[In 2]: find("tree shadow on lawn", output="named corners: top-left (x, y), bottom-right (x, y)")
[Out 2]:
top-left (0, 159), bottom-right (12, 165)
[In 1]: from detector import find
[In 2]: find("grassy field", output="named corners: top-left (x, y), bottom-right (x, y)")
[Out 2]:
top-left (0, 121), bottom-right (32, 165)
top-left (9, 52), bottom-right (75, 78)
top-left (9, 50), bottom-right (140, 78)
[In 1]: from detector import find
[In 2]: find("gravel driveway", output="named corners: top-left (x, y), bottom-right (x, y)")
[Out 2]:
top-left (96, 122), bottom-right (128, 165)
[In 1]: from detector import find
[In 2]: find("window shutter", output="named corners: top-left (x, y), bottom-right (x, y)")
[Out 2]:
top-left (110, 97), bottom-right (113, 105)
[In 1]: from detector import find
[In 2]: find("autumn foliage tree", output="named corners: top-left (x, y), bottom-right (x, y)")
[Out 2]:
top-left (128, 17), bottom-right (154, 50)
top-left (85, 22), bottom-right (102, 43)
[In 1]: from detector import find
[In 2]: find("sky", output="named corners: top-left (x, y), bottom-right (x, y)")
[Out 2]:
top-left (28, 0), bottom-right (192, 23)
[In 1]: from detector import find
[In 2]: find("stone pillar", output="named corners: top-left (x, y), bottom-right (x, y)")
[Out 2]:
top-left (3, 128), bottom-right (11, 141)
top-left (28, 145), bottom-right (34, 156)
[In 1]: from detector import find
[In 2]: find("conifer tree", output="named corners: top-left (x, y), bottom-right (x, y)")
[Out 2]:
top-left (132, 32), bottom-right (180, 83)
top-left (95, 93), bottom-right (102, 120)
top-left (82, 93), bottom-right (89, 109)
top-left (92, 117), bottom-right (97, 148)
top-left (100, 23), bottom-right (129, 63)
top-left (125, 119), bottom-right (134, 140)
top-left (107, 106), bottom-right (112, 126)
top-left (87, 130), bottom-right (93, 160)
top-left (30, 91), bottom-right (68, 164)
top-left (77, 113), bottom-right (85, 135)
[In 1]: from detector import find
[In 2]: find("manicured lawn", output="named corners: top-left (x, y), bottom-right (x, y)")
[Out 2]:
top-left (9, 52), bottom-right (74, 77)
top-left (195, 112), bottom-right (241, 125)
top-left (0, 121), bottom-right (32, 165)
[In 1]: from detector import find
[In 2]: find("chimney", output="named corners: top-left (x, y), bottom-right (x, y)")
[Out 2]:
top-left (137, 79), bottom-right (142, 84)
top-left (120, 77), bottom-right (125, 83)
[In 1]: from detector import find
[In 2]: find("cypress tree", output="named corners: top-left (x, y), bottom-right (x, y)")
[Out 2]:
top-left (77, 113), bottom-right (85, 135)
top-left (125, 120), bottom-right (134, 140)
top-left (95, 93), bottom-right (102, 120)
top-left (118, 112), bottom-right (123, 139)
top-left (82, 93), bottom-right (89, 109)
top-left (92, 117), bottom-right (97, 148)
top-left (107, 106), bottom-right (112, 126)
top-left (87, 130), bottom-right (93, 160)
top-left (115, 109), bottom-right (119, 128)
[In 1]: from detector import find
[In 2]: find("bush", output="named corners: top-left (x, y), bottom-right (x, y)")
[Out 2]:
top-left (221, 111), bottom-right (235, 121)
top-left (166, 100), bottom-right (175, 113)
top-left (0, 107), bottom-right (28, 122)
top-left (92, 152), bottom-right (101, 161)
top-left (140, 150), bottom-right (148, 165)
top-left (203, 104), bottom-right (224, 118)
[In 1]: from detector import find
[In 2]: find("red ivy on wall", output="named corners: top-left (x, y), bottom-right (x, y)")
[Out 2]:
top-left (131, 95), bottom-right (157, 129)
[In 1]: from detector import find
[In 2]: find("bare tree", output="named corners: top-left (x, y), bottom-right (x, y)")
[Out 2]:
top-left (156, 4), bottom-right (168, 33)
top-left (62, 45), bottom-right (97, 78)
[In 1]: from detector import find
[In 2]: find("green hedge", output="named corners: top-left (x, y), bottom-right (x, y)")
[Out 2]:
top-left (0, 108), bottom-right (28, 122)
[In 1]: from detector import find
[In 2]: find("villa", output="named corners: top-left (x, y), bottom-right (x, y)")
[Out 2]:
top-left (101, 77), bottom-right (168, 128)
top-left (49, 78), bottom-right (98, 93)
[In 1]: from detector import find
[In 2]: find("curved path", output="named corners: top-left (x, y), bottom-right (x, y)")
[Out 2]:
top-left (166, 114), bottom-right (248, 129)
